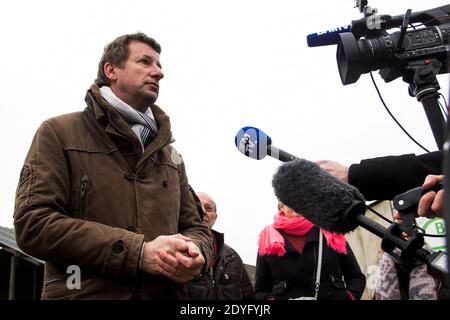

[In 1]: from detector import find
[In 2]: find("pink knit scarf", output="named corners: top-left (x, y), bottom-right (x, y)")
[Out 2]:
top-left (258, 212), bottom-right (347, 256)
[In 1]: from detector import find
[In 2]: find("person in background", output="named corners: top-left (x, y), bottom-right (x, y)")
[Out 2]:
top-left (254, 202), bottom-right (366, 300)
top-left (186, 192), bottom-right (255, 300)
top-left (375, 210), bottom-right (438, 300)
top-left (13, 32), bottom-right (211, 299)
top-left (375, 245), bottom-right (438, 300)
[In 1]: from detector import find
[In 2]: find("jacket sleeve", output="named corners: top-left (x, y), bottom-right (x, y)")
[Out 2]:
top-left (340, 243), bottom-right (366, 300)
top-left (14, 121), bottom-right (144, 279)
top-left (254, 253), bottom-right (274, 300)
top-left (176, 159), bottom-right (212, 275)
top-left (348, 151), bottom-right (442, 200)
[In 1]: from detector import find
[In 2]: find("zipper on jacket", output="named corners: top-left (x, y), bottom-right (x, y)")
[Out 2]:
top-left (208, 266), bottom-right (215, 287)
top-left (79, 174), bottom-right (90, 218)
top-left (209, 266), bottom-right (220, 299)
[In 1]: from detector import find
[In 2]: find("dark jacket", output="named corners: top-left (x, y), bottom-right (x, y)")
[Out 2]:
top-left (254, 227), bottom-right (366, 300)
top-left (187, 230), bottom-right (255, 300)
top-left (348, 151), bottom-right (442, 200)
top-left (13, 84), bottom-right (212, 299)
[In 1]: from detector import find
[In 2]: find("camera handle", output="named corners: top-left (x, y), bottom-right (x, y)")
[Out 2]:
top-left (393, 182), bottom-right (444, 236)
top-left (403, 59), bottom-right (446, 150)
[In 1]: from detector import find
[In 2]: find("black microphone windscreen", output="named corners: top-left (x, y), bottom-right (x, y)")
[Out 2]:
top-left (272, 158), bottom-right (366, 233)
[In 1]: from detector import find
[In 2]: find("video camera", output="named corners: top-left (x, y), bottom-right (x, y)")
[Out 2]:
top-left (307, 2), bottom-right (450, 288)
top-left (335, 1), bottom-right (450, 85)
top-left (307, 1), bottom-right (450, 149)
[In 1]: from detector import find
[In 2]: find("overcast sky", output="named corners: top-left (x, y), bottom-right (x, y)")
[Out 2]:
top-left (1, 0), bottom-right (449, 265)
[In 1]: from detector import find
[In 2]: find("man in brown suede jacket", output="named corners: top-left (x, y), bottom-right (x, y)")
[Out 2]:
top-left (13, 33), bottom-right (212, 299)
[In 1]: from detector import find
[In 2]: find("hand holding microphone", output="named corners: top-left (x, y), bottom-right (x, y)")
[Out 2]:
top-left (316, 159), bottom-right (350, 183)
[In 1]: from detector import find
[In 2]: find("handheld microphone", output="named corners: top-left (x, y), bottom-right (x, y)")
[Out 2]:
top-left (272, 158), bottom-right (448, 282)
top-left (234, 126), bottom-right (297, 162)
top-left (306, 25), bottom-right (351, 47)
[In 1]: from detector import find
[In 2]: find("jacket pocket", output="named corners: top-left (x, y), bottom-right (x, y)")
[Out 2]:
top-left (273, 280), bottom-right (288, 295)
top-left (218, 253), bottom-right (238, 283)
top-left (42, 277), bottom-right (77, 300)
top-left (151, 148), bottom-right (181, 172)
top-left (78, 174), bottom-right (90, 219)
top-left (329, 274), bottom-right (347, 289)
top-left (14, 163), bottom-right (33, 213)
top-left (42, 268), bottom-right (92, 300)
top-left (153, 159), bottom-right (179, 171)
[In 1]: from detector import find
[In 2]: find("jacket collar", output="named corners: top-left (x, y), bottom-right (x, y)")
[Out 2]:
top-left (84, 84), bottom-right (176, 166)
top-left (282, 226), bottom-right (319, 253)
top-left (211, 229), bottom-right (225, 253)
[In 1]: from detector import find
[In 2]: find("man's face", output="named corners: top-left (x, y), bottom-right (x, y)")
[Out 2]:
top-left (108, 40), bottom-right (164, 111)
top-left (197, 193), bottom-right (217, 229)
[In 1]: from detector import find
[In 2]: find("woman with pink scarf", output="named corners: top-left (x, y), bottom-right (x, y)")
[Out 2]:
top-left (255, 202), bottom-right (366, 300)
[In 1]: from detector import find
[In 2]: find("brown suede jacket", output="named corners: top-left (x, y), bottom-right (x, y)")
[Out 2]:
top-left (14, 84), bottom-right (212, 299)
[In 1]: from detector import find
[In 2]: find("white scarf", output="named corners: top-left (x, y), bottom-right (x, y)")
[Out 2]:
top-left (99, 86), bottom-right (158, 149)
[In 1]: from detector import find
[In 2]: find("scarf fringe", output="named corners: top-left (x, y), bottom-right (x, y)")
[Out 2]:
top-left (323, 233), bottom-right (347, 254)
top-left (258, 241), bottom-right (286, 257)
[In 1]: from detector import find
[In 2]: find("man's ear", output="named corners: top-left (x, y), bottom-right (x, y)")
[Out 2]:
top-left (103, 62), bottom-right (118, 82)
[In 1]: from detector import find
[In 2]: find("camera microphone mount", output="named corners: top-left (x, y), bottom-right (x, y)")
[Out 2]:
top-left (401, 59), bottom-right (446, 149)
